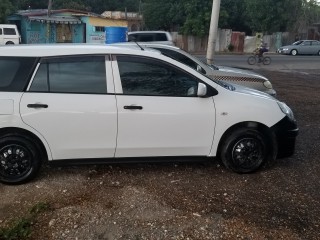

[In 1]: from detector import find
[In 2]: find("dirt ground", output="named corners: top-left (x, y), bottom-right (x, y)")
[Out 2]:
top-left (0, 69), bottom-right (319, 240)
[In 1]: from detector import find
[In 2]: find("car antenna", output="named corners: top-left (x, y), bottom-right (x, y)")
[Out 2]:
top-left (128, 35), bottom-right (144, 50)
top-left (134, 40), bottom-right (144, 51)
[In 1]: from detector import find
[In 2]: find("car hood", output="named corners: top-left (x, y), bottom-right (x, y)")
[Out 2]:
top-left (279, 45), bottom-right (293, 49)
top-left (219, 80), bottom-right (275, 100)
top-left (214, 65), bottom-right (268, 80)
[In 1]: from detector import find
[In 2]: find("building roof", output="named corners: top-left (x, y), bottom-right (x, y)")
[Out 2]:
top-left (28, 16), bottom-right (82, 24)
top-left (16, 9), bottom-right (99, 17)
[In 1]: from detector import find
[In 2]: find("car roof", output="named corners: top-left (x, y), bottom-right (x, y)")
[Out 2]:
top-left (111, 42), bottom-right (179, 50)
top-left (0, 44), bottom-right (162, 57)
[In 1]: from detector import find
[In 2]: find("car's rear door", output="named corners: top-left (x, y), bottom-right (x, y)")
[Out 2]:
top-left (20, 55), bottom-right (118, 160)
top-left (311, 41), bottom-right (320, 54)
top-left (112, 55), bottom-right (216, 158)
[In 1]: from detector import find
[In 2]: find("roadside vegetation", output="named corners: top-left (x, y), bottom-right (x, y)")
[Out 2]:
top-left (0, 202), bottom-right (51, 240)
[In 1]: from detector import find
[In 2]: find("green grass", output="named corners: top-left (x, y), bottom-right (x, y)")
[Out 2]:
top-left (0, 202), bottom-right (51, 240)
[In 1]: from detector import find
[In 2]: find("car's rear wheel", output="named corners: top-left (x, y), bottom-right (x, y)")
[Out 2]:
top-left (220, 128), bottom-right (274, 173)
top-left (5, 41), bottom-right (14, 45)
top-left (0, 135), bottom-right (41, 184)
top-left (291, 49), bottom-right (298, 56)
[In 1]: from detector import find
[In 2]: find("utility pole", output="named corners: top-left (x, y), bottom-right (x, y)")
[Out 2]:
top-left (47, 0), bottom-right (53, 43)
top-left (47, 0), bottom-right (53, 17)
top-left (206, 0), bottom-right (221, 65)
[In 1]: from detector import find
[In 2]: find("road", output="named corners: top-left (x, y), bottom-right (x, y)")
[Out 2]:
top-left (196, 54), bottom-right (320, 71)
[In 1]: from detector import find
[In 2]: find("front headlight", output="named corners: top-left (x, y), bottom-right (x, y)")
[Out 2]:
top-left (283, 48), bottom-right (289, 51)
top-left (263, 80), bottom-right (273, 89)
top-left (277, 101), bottom-right (295, 121)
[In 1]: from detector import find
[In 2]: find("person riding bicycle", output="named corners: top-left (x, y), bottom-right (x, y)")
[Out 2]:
top-left (257, 42), bottom-right (269, 62)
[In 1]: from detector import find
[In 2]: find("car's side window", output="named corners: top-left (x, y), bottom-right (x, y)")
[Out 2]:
top-left (0, 57), bottom-right (37, 92)
top-left (3, 28), bottom-right (16, 35)
top-left (30, 56), bottom-right (107, 94)
top-left (0, 28), bottom-right (2, 35)
top-left (117, 55), bottom-right (199, 97)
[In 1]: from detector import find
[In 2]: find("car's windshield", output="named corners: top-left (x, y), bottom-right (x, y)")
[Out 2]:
top-left (292, 41), bottom-right (303, 45)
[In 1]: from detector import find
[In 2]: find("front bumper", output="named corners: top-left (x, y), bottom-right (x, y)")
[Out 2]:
top-left (270, 116), bottom-right (299, 158)
top-left (277, 49), bottom-right (290, 55)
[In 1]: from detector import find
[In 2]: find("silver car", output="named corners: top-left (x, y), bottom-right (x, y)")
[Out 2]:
top-left (114, 43), bottom-right (276, 96)
top-left (278, 40), bottom-right (320, 56)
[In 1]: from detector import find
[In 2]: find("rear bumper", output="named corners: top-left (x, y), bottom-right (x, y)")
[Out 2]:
top-left (271, 116), bottom-right (299, 158)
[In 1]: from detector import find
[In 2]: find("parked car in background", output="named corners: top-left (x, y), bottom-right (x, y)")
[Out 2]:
top-left (128, 31), bottom-right (174, 45)
top-left (277, 40), bottom-right (320, 56)
top-left (113, 43), bottom-right (276, 96)
top-left (0, 44), bottom-right (297, 184)
top-left (0, 24), bottom-right (20, 45)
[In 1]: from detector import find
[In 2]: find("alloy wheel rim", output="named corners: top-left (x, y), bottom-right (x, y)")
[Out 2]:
top-left (231, 138), bottom-right (263, 169)
top-left (0, 144), bottom-right (32, 178)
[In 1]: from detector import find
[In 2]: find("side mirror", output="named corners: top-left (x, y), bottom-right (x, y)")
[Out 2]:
top-left (197, 83), bottom-right (207, 97)
top-left (196, 65), bottom-right (202, 72)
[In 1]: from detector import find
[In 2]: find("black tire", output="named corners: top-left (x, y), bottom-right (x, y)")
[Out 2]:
top-left (318, 50), bottom-right (320, 56)
top-left (220, 128), bottom-right (274, 173)
top-left (247, 56), bottom-right (256, 65)
top-left (5, 41), bottom-right (14, 45)
top-left (291, 49), bottom-right (298, 56)
top-left (263, 56), bottom-right (271, 65)
top-left (0, 135), bottom-right (41, 184)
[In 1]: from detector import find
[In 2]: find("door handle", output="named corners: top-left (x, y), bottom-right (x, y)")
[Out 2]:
top-left (124, 105), bottom-right (143, 110)
top-left (27, 104), bottom-right (48, 109)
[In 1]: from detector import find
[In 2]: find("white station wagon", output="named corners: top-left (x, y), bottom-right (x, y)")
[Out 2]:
top-left (0, 44), bottom-right (298, 184)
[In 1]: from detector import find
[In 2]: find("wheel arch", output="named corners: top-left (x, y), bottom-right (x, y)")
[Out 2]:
top-left (216, 121), bottom-right (277, 157)
top-left (0, 127), bottom-right (48, 162)
top-left (5, 41), bottom-right (15, 45)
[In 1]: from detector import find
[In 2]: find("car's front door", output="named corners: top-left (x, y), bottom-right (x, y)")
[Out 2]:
top-left (20, 55), bottom-right (117, 160)
top-left (300, 41), bottom-right (312, 54)
top-left (112, 55), bottom-right (216, 158)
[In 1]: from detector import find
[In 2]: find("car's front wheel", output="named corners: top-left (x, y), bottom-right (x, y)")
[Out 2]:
top-left (220, 128), bottom-right (274, 173)
top-left (0, 135), bottom-right (41, 184)
top-left (291, 49), bottom-right (298, 56)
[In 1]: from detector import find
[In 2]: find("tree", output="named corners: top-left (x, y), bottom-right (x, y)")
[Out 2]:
top-left (0, 0), bottom-right (14, 23)
top-left (142, 0), bottom-right (185, 31)
top-left (244, 0), bottom-right (302, 33)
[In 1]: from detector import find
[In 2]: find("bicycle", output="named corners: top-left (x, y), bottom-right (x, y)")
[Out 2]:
top-left (247, 50), bottom-right (271, 65)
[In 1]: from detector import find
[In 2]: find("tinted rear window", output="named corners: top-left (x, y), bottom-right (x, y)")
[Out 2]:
top-left (155, 33), bottom-right (167, 41)
top-left (0, 57), bottom-right (37, 92)
top-left (137, 34), bottom-right (154, 42)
